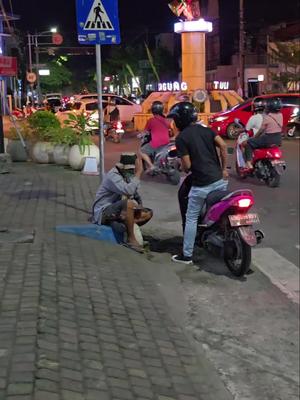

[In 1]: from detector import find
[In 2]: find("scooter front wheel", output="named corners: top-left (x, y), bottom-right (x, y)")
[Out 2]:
top-left (224, 228), bottom-right (251, 276)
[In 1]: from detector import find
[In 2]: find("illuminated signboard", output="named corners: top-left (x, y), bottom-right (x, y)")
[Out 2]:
top-left (158, 81), bottom-right (188, 92)
top-left (213, 81), bottom-right (229, 90)
top-left (0, 56), bottom-right (17, 76)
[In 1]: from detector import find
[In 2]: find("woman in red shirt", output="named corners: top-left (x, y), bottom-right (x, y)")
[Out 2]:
top-left (140, 101), bottom-right (172, 172)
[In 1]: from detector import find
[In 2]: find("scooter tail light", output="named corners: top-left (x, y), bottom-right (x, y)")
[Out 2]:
top-left (116, 121), bottom-right (122, 130)
top-left (236, 198), bottom-right (253, 208)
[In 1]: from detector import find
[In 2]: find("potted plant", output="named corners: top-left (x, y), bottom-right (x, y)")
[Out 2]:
top-left (47, 127), bottom-right (78, 166)
top-left (64, 112), bottom-right (99, 171)
top-left (6, 121), bottom-right (34, 162)
top-left (28, 111), bottom-right (60, 164)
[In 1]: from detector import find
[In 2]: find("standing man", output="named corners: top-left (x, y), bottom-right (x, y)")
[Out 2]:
top-left (167, 102), bottom-right (229, 265)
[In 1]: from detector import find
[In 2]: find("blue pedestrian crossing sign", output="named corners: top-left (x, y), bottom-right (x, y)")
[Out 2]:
top-left (76, 0), bottom-right (121, 45)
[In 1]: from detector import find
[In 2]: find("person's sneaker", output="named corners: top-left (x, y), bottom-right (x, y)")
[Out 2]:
top-left (171, 254), bottom-right (193, 265)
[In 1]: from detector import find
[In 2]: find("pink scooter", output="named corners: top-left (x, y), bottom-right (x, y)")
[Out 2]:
top-left (196, 188), bottom-right (264, 276)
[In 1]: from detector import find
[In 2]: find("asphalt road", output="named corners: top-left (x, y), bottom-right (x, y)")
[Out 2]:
top-left (226, 139), bottom-right (299, 266)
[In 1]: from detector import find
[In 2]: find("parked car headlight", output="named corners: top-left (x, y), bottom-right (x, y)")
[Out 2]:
top-left (213, 116), bottom-right (229, 122)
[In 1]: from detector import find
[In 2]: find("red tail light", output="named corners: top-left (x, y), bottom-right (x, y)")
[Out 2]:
top-left (274, 151), bottom-right (281, 158)
top-left (116, 121), bottom-right (122, 130)
top-left (236, 198), bottom-right (253, 208)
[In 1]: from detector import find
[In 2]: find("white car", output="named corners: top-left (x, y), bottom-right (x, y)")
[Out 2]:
top-left (73, 94), bottom-right (142, 122)
top-left (56, 99), bottom-right (103, 128)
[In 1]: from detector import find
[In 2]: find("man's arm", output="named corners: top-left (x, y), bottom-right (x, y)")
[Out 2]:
top-left (110, 156), bottom-right (144, 197)
top-left (176, 136), bottom-right (191, 173)
top-left (214, 135), bottom-right (229, 180)
top-left (110, 173), bottom-right (140, 196)
top-left (181, 155), bottom-right (191, 173)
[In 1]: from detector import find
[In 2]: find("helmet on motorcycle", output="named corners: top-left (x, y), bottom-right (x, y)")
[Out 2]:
top-left (265, 97), bottom-right (282, 113)
top-left (253, 99), bottom-right (265, 113)
top-left (167, 102), bottom-right (198, 131)
top-left (151, 101), bottom-right (164, 116)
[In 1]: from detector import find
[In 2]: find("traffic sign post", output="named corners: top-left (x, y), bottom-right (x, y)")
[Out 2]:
top-left (76, 0), bottom-right (121, 180)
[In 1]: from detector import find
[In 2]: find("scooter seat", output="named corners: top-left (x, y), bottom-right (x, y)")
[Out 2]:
top-left (205, 190), bottom-right (230, 208)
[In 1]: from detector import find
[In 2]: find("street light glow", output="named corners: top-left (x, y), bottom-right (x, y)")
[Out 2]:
top-left (39, 69), bottom-right (50, 76)
top-left (174, 19), bottom-right (213, 33)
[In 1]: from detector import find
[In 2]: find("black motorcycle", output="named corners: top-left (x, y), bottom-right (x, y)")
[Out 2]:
top-left (138, 132), bottom-right (181, 185)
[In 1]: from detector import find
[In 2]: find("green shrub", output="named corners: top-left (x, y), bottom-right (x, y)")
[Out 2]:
top-left (46, 127), bottom-right (77, 146)
top-left (28, 111), bottom-right (60, 140)
top-left (64, 112), bottom-right (94, 154)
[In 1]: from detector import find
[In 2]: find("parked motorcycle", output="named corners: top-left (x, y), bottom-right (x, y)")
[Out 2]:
top-left (195, 187), bottom-right (263, 276)
top-left (104, 120), bottom-right (125, 143)
top-left (286, 108), bottom-right (300, 138)
top-left (138, 132), bottom-right (181, 185)
top-left (234, 119), bottom-right (286, 187)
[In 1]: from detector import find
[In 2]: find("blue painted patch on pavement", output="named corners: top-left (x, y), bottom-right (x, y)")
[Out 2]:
top-left (55, 224), bottom-right (121, 244)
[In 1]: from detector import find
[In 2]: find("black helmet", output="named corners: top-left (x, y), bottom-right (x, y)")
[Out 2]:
top-left (265, 97), bottom-right (282, 113)
top-left (167, 102), bottom-right (198, 131)
top-left (151, 101), bottom-right (164, 115)
top-left (253, 99), bottom-right (265, 112)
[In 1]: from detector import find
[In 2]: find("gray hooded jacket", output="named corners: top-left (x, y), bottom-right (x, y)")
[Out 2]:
top-left (91, 167), bottom-right (140, 224)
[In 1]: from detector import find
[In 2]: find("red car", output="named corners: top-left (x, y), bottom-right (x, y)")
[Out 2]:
top-left (209, 93), bottom-right (300, 139)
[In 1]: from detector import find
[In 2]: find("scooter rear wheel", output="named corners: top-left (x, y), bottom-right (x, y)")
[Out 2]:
top-left (266, 165), bottom-right (280, 188)
top-left (224, 228), bottom-right (251, 276)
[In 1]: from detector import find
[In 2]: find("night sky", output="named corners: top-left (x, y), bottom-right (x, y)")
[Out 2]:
top-left (6, 0), bottom-right (300, 39)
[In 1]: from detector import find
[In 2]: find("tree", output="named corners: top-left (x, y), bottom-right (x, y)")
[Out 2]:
top-left (40, 58), bottom-right (72, 92)
top-left (270, 42), bottom-right (300, 92)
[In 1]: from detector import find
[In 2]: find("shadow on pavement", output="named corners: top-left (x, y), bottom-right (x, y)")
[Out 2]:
top-left (145, 235), bottom-right (249, 281)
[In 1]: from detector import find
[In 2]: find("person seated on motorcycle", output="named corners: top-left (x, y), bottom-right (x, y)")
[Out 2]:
top-left (244, 97), bottom-right (283, 169)
top-left (246, 100), bottom-right (265, 136)
top-left (140, 101), bottom-right (173, 173)
top-left (167, 102), bottom-right (229, 265)
top-left (91, 153), bottom-right (153, 252)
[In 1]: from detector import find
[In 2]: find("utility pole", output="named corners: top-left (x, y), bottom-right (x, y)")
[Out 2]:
top-left (34, 34), bottom-right (42, 105)
top-left (27, 33), bottom-right (33, 72)
top-left (239, 0), bottom-right (245, 97)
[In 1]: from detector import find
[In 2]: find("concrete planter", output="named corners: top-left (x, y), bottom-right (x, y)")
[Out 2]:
top-left (32, 141), bottom-right (55, 164)
top-left (53, 144), bottom-right (71, 166)
top-left (6, 139), bottom-right (29, 162)
top-left (68, 144), bottom-right (99, 171)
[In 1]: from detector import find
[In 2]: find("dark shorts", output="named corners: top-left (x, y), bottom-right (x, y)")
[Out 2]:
top-left (248, 132), bottom-right (282, 149)
top-left (101, 200), bottom-right (127, 224)
top-left (141, 143), bottom-right (165, 158)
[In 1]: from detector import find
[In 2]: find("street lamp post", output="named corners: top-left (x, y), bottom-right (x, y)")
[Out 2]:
top-left (27, 28), bottom-right (58, 105)
top-left (34, 33), bottom-right (42, 105)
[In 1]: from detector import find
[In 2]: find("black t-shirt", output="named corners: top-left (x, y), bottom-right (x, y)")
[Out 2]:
top-left (176, 124), bottom-right (222, 187)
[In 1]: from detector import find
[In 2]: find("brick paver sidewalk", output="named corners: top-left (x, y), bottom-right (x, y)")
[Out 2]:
top-left (0, 163), bottom-right (231, 400)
